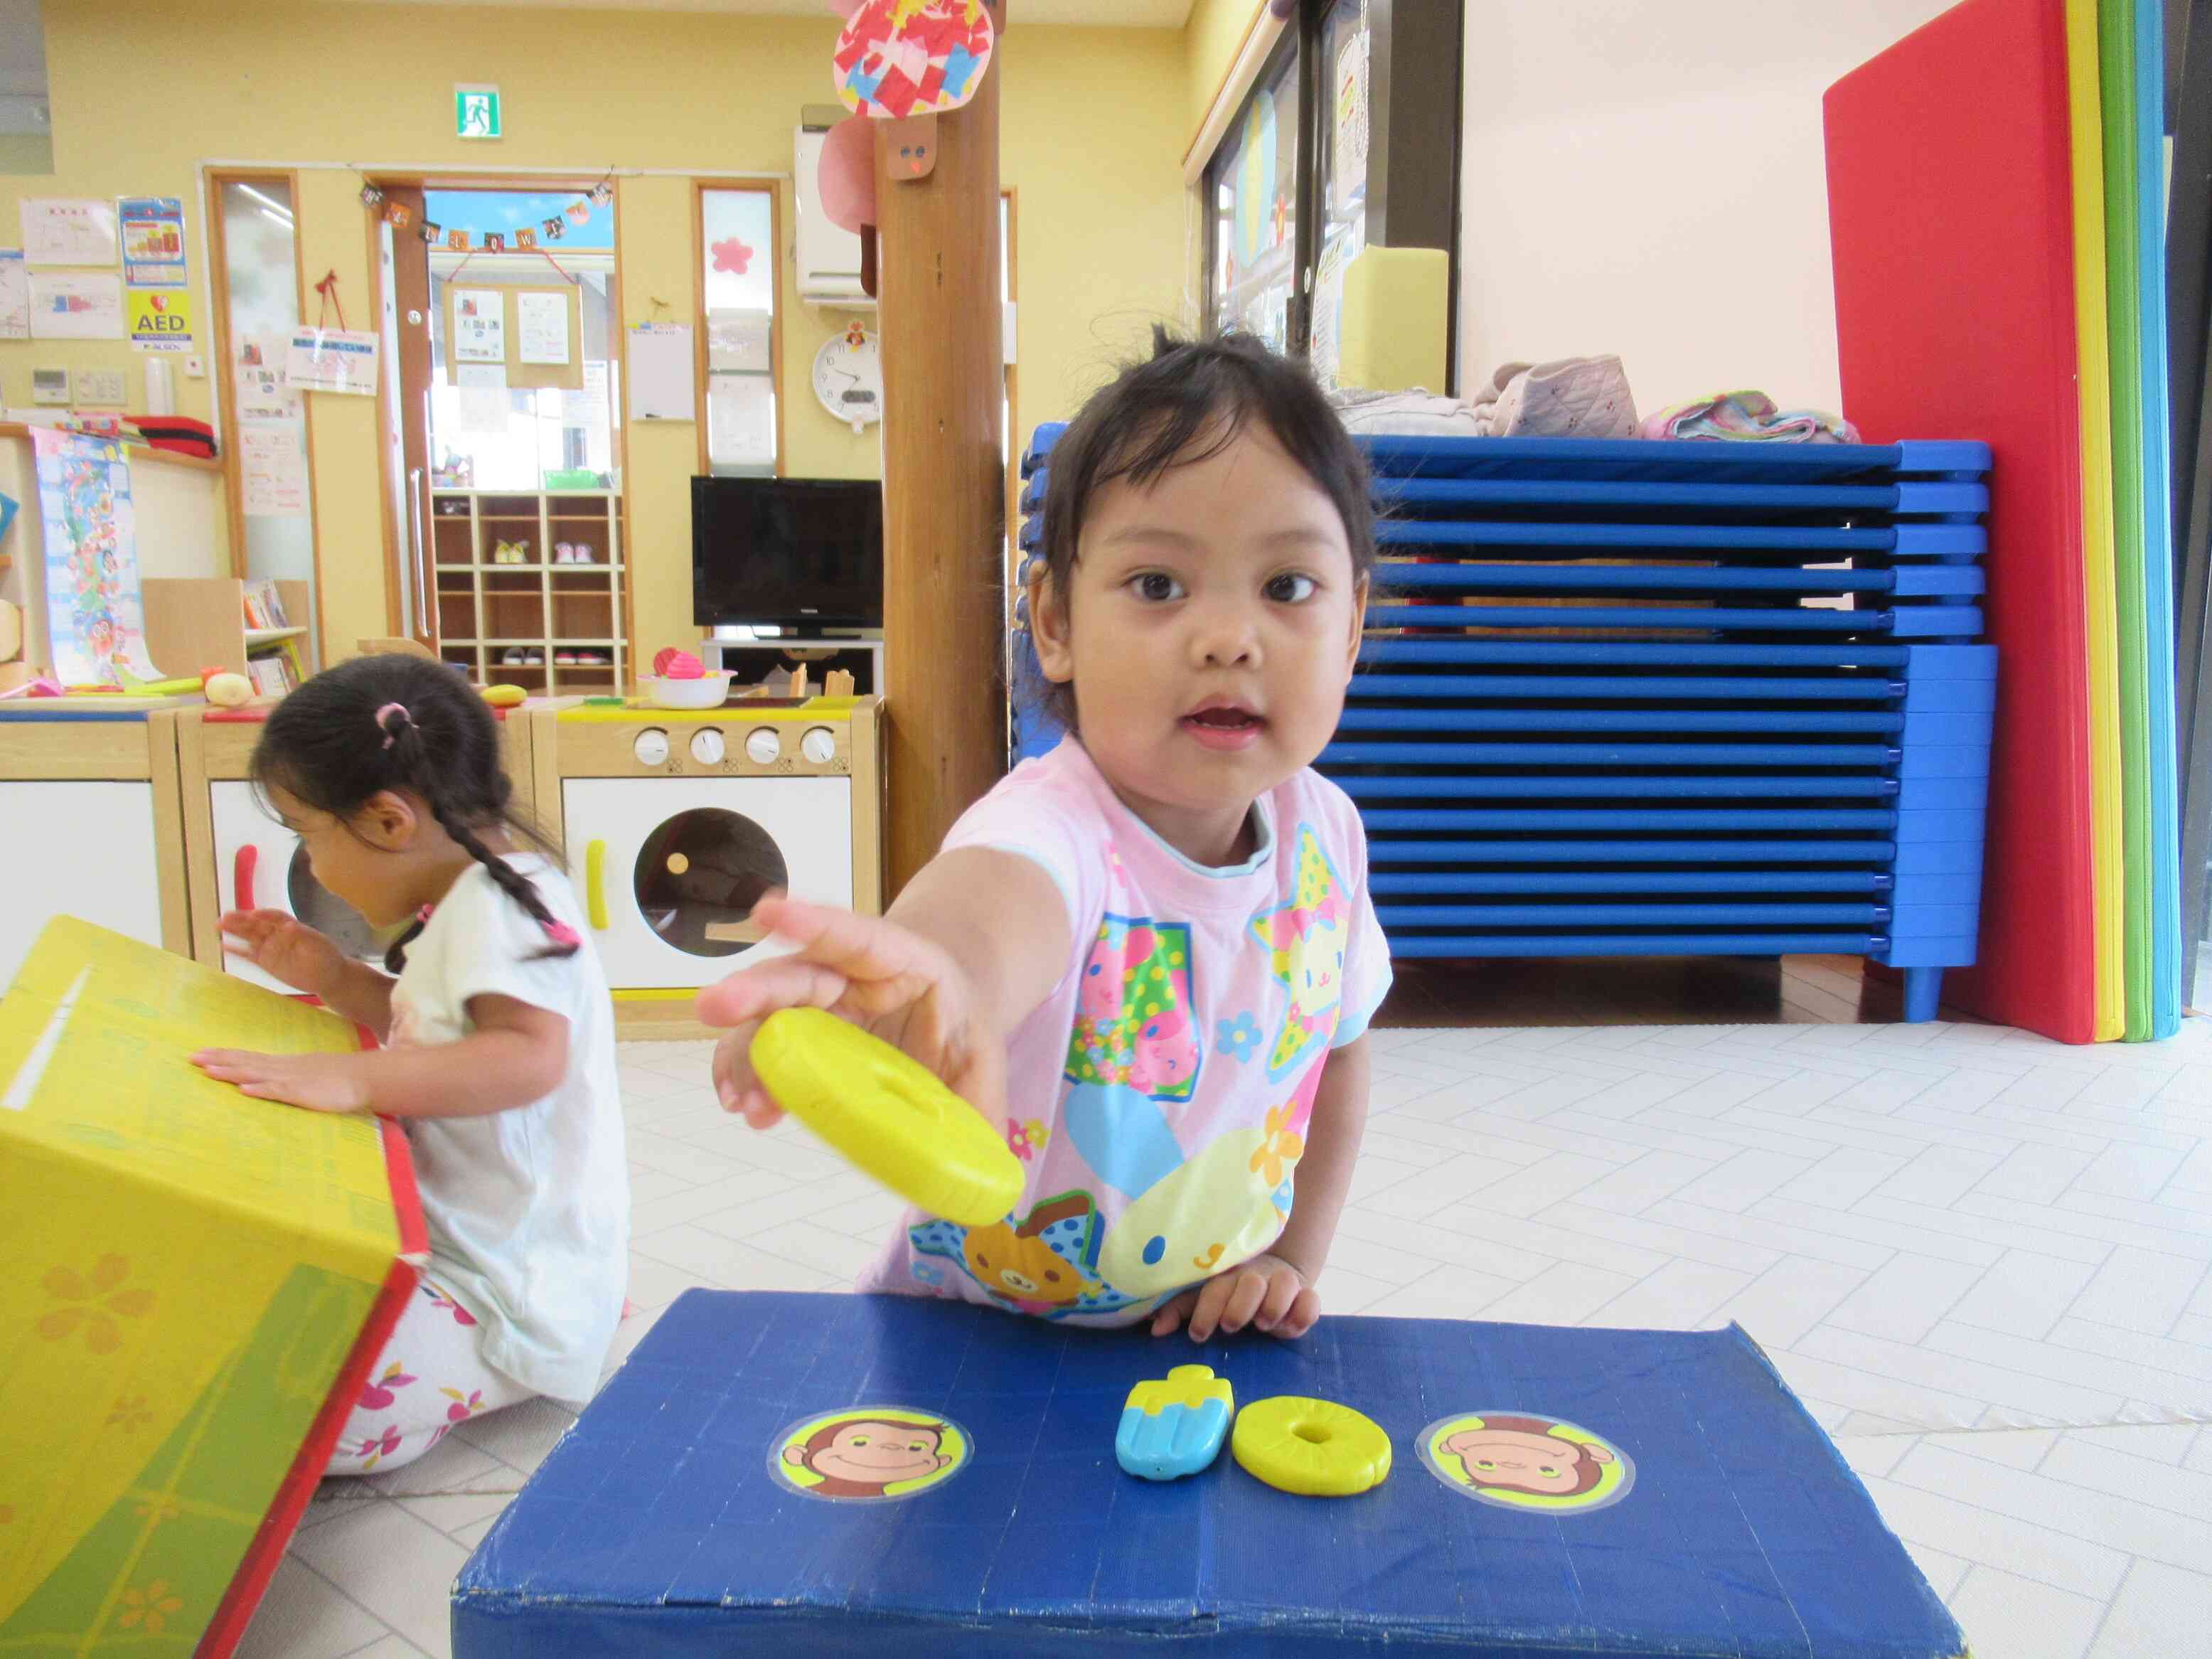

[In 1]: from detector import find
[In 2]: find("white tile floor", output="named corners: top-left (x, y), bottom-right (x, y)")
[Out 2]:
top-left (247, 1018), bottom-right (2212, 1659)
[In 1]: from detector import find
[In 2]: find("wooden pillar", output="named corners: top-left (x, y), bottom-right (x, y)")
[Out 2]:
top-left (874, 9), bottom-right (1008, 896)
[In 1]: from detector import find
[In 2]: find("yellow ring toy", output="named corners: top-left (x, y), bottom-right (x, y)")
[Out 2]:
top-left (1231, 1396), bottom-right (1392, 1497)
top-left (749, 1007), bottom-right (1025, 1229)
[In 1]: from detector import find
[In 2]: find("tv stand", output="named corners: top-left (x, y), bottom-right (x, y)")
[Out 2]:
top-left (700, 634), bottom-right (884, 697)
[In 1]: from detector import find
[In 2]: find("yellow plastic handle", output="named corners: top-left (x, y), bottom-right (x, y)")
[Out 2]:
top-left (584, 839), bottom-right (608, 932)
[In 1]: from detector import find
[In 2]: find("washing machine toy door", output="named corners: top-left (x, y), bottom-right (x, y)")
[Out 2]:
top-left (208, 781), bottom-right (386, 993)
top-left (563, 775), bottom-right (854, 988)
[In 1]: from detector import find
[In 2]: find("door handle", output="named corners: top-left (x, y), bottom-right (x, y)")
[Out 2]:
top-left (584, 839), bottom-right (608, 931)
top-left (233, 844), bottom-right (257, 912)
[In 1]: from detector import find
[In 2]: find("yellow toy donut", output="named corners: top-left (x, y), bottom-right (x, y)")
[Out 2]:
top-left (749, 1006), bottom-right (1025, 1229)
top-left (1231, 1396), bottom-right (1392, 1497)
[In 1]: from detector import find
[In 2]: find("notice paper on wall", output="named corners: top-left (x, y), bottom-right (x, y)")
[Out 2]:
top-left (452, 288), bottom-right (506, 363)
top-left (28, 270), bottom-right (124, 340)
top-left (287, 327), bottom-right (380, 397)
top-left (239, 422), bottom-right (310, 518)
top-left (117, 196), bottom-right (187, 288)
top-left (235, 335), bottom-right (296, 420)
top-left (18, 198), bottom-right (118, 266)
top-left (626, 321), bottom-right (694, 422)
top-left (0, 250), bottom-right (26, 341)
top-left (516, 289), bottom-right (570, 366)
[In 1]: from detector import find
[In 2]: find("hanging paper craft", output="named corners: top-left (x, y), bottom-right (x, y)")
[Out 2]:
top-left (32, 427), bottom-right (159, 686)
top-left (812, 324), bottom-right (882, 433)
top-left (287, 329), bottom-right (379, 396)
top-left (543, 215), bottom-right (567, 240)
top-left (818, 115), bottom-right (877, 234)
top-left (515, 226), bottom-right (538, 250)
top-left (452, 289), bottom-right (506, 364)
top-left (383, 201), bottom-right (415, 230)
top-left (833, 0), bottom-right (996, 118)
top-left (447, 229), bottom-right (470, 252)
top-left (420, 220), bottom-right (442, 245)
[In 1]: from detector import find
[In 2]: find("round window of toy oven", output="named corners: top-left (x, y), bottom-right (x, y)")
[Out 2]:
top-left (634, 809), bottom-right (790, 957)
top-left (288, 848), bottom-right (383, 962)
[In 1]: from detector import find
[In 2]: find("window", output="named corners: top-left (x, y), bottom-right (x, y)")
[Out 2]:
top-left (1207, 33), bottom-right (1300, 353)
top-left (698, 185), bottom-right (779, 476)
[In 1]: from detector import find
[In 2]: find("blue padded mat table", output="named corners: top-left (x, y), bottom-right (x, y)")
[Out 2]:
top-left (453, 1291), bottom-right (1965, 1658)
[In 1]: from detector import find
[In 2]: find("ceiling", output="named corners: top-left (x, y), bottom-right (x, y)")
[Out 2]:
top-left (334, 0), bottom-right (1195, 24)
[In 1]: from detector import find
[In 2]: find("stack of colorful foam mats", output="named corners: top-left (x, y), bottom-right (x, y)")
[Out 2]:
top-left (1827, 0), bottom-right (2181, 1042)
top-left (1013, 425), bottom-right (1997, 1025)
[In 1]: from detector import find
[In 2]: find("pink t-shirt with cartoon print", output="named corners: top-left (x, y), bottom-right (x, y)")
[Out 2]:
top-left (857, 738), bottom-right (1392, 1327)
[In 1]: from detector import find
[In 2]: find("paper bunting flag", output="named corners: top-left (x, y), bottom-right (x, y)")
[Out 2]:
top-left (589, 182), bottom-right (614, 206)
top-left (420, 220), bottom-right (442, 244)
top-left (483, 232), bottom-right (506, 252)
top-left (566, 201), bottom-right (592, 224)
top-left (447, 228), bottom-right (470, 251)
top-left (543, 215), bottom-right (566, 239)
top-left (358, 183), bottom-right (385, 208)
top-left (515, 227), bottom-right (538, 250)
top-left (834, 0), bottom-right (997, 119)
top-left (383, 201), bottom-right (415, 230)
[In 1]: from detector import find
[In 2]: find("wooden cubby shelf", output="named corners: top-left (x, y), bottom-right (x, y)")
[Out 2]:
top-left (429, 490), bottom-right (626, 693)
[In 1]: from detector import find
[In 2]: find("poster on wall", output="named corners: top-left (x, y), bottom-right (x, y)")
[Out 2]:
top-left (452, 288), bottom-right (506, 363)
top-left (32, 427), bottom-right (159, 686)
top-left (0, 250), bottom-right (26, 340)
top-left (515, 289), bottom-right (570, 366)
top-left (28, 270), bottom-right (124, 340)
top-left (239, 422), bottom-right (310, 518)
top-left (1333, 28), bottom-right (1369, 213)
top-left (117, 196), bottom-right (187, 287)
top-left (19, 198), bottom-right (119, 266)
top-left (235, 335), bottom-right (296, 419)
top-left (126, 288), bottom-right (193, 351)
top-left (287, 327), bottom-right (380, 397)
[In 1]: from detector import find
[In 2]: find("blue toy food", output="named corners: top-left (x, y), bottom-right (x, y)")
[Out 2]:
top-left (1116, 1364), bottom-right (1234, 1480)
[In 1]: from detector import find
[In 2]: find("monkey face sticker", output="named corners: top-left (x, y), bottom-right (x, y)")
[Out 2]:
top-left (1416, 1412), bottom-right (1634, 1515)
top-left (770, 1407), bottom-right (972, 1503)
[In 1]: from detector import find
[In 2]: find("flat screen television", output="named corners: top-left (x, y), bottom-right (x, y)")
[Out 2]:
top-left (691, 476), bottom-right (885, 630)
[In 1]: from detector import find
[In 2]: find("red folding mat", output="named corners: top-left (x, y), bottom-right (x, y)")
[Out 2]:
top-left (1825, 0), bottom-right (2097, 1042)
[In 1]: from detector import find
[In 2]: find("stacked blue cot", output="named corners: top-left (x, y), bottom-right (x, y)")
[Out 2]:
top-left (1012, 427), bottom-right (1995, 1023)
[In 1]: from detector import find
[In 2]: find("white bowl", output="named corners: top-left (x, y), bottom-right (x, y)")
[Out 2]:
top-left (640, 671), bottom-right (734, 710)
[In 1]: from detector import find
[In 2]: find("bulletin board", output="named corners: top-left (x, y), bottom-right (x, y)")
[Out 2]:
top-left (442, 280), bottom-right (584, 392)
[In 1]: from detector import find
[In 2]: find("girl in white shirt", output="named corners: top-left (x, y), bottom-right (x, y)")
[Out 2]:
top-left (192, 655), bottom-right (626, 1474)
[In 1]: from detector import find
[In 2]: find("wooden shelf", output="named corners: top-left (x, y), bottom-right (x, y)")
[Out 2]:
top-left (245, 626), bottom-right (307, 646)
top-left (429, 488), bottom-right (626, 696)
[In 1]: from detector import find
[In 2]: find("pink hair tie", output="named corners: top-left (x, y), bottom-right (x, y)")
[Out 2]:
top-left (543, 921), bottom-right (581, 949)
top-left (375, 702), bottom-right (411, 749)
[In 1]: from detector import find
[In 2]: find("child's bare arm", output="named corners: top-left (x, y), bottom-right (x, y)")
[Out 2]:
top-left (700, 848), bottom-right (1071, 1132)
top-left (314, 957), bottom-right (398, 1040)
top-left (1150, 1033), bottom-right (1373, 1343)
top-left (194, 996), bottom-right (567, 1117)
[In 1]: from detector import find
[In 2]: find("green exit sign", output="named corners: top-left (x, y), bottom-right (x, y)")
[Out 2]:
top-left (456, 85), bottom-right (502, 140)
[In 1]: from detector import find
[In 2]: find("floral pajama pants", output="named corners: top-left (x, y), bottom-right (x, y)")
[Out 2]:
top-left (325, 1278), bottom-right (533, 1476)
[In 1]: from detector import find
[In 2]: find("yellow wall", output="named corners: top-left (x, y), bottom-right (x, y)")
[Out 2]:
top-left (5, 0), bottom-right (1189, 665)
top-left (1184, 0), bottom-right (1263, 150)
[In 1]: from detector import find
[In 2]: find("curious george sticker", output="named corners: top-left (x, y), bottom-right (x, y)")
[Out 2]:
top-left (1416, 1412), bottom-right (1635, 1515)
top-left (769, 1407), bottom-right (972, 1503)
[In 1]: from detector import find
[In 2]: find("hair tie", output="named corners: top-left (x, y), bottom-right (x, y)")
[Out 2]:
top-left (375, 702), bottom-right (411, 750)
top-left (543, 921), bottom-right (581, 949)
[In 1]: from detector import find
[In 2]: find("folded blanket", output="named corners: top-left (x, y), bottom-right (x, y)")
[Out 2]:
top-left (1329, 385), bottom-right (1486, 438)
top-left (1640, 390), bottom-right (1859, 444)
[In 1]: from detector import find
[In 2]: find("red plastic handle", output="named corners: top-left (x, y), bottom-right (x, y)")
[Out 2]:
top-left (233, 844), bottom-right (257, 912)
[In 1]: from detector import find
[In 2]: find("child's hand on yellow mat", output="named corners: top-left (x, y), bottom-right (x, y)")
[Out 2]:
top-left (1150, 1252), bottom-right (1320, 1344)
top-left (191, 1048), bottom-right (370, 1114)
top-left (697, 894), bottom-right (1004, 1134)
top-left (219, 908), bottom-right (347, 997)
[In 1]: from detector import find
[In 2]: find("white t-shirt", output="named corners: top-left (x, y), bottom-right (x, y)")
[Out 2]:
top-left (388, 854), bottom-right (627, 1404)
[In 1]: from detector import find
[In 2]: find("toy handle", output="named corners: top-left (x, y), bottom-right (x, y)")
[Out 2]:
top-left (584, 839), bottom-right (608, 931)
top-left (233, 844), bottom-right (258, 912)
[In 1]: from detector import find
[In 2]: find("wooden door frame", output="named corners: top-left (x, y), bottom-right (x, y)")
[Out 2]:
top-left (690, 179), bottom-right (788, 479)
top-left (1003, 185), bottom-right (1020, 599)
top-left (365, 171), bottom-right (634, 681)
top-left (203, 169), bottom-right (326, 661)
top-left (368, 180), bottom-right (429, 646)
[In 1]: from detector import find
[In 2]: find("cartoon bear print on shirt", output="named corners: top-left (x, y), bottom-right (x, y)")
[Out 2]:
top-left (908, 1190), bottom-right (1140, 1320)
top-left (1249, 825), bottom-right (1350, 1082)
top-left (1066, 915), bottom-right (1200, 1101)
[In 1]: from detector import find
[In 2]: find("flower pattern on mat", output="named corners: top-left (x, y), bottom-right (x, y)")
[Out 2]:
top-left (1215, 1012), bottom-right (1262, 1063)
top-left (429, 1387), bottom-right (486, 1448)
top-left (117, 1579), bottom-right (183, 1634)
top-left (38, 1256), bottom-right (154, 1354)
top-left (106, 1395), bottom-right (151, 1432)
top-left (1249, 1104), bottom-right (1304, 1190)
top-left (360, 1361), bottom-right (417, 1410)
top-left (133, 1495), bottom-right (180, 1525)
top-left (422, 1284), bottom-right (477, 1326)
top-left (353, 1426), bottom-right (404, 1469)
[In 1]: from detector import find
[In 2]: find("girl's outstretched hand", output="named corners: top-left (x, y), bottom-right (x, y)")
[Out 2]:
top-left (696, 894), bottom-right (1008, 1135)
top-left (218, 909), bottom-right (346, 997)
top-left (191, 1048), bottom-right (369, 1113)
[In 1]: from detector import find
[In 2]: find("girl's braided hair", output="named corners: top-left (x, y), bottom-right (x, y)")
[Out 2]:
top-left (251, 654), bottom-right (577, 973)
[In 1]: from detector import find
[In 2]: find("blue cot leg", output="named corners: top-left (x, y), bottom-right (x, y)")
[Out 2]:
top-left (1903, 967), bottom-right (1942, 1024)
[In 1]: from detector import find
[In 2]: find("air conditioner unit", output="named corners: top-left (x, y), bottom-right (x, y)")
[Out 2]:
top-left (795, 123), bottom-right (873, 309)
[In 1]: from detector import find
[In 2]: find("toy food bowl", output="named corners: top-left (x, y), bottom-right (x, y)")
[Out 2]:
top-left (640, 671), bottom-right (734, 710)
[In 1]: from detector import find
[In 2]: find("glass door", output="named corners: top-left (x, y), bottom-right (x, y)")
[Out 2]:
top-left (1207, 34), bottom-right (1301, 353)
top-left (208, 174), bottom-right (320, 663)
